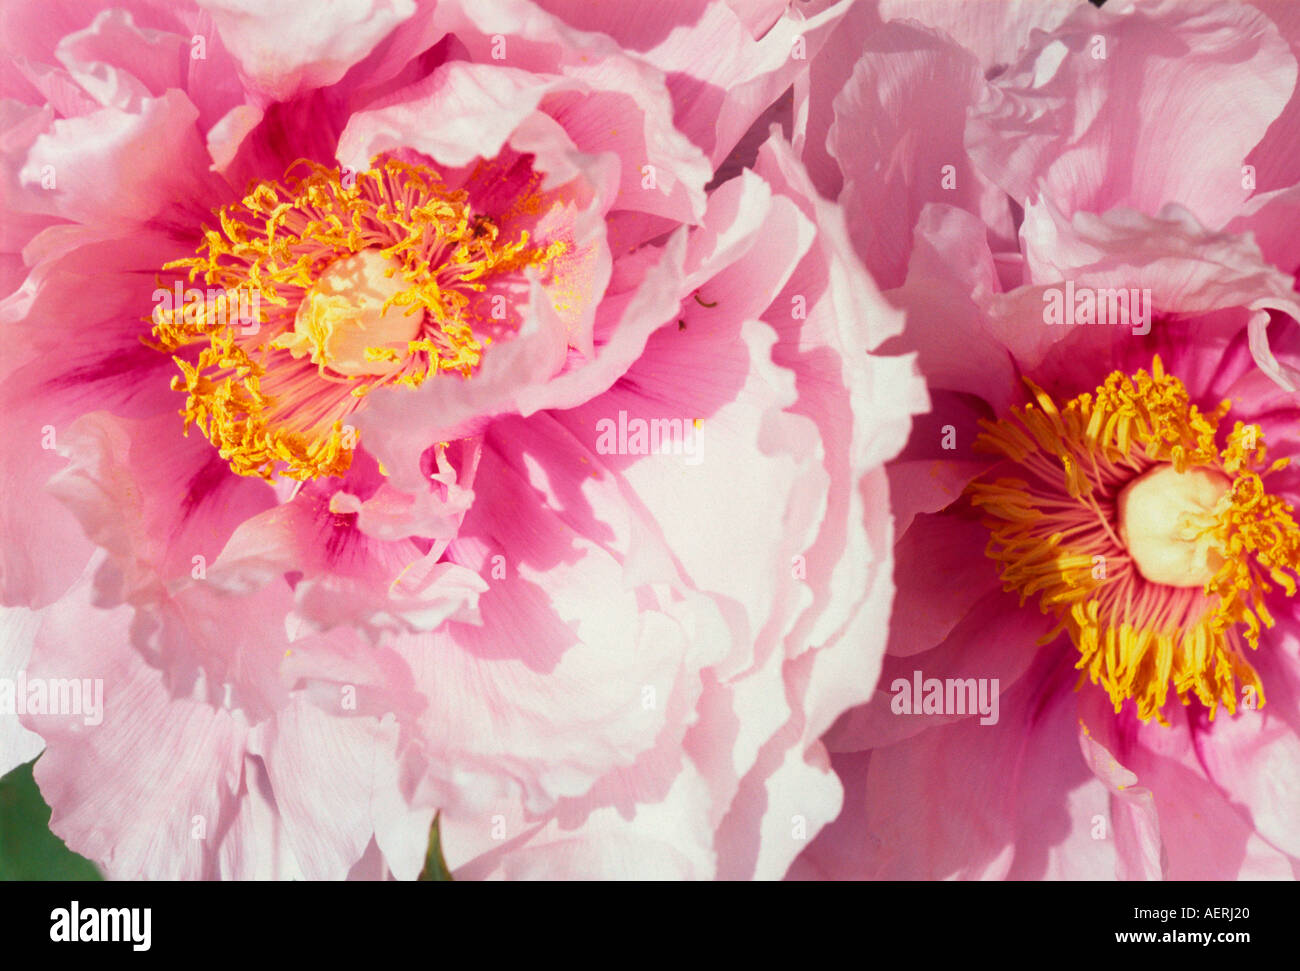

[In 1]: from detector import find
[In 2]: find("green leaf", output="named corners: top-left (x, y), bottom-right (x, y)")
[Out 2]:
top-left (0, 758), bottom-right (102, 881)
top-left (417, 812), bottom-right (454, 881)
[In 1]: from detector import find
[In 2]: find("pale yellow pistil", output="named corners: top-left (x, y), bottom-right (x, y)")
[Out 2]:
top-left (1118, 465), bottom-right (1229, 587)
top-left (272, 250), bottom-right (421, 377)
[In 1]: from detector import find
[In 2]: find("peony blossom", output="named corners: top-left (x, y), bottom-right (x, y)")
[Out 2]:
top-left (794, 0), bottom-right (1300, 879)
top-left (0, 0), bottom-right (926, 878)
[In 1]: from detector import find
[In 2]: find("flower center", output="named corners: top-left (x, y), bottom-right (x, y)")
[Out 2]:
top-left (273, 249), bottom-right (421, 377)
top-left (149, 156), bottom-right (565, 481)
top-left (1117, 465), bottom-right (1229, 587)
top-left (967, 357), bottom-right (1300, 723)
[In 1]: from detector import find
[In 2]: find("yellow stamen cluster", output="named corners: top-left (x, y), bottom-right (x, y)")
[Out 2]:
top-left (968, 357), bottom-right (1300, 723)
top-left (149, 157), bottom-right (565, 480)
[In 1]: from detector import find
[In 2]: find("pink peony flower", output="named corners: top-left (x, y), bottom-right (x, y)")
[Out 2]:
top-left (793, 0), bottom-right (1300, 879)
top-left (0, 0), bottom-right (925, 878)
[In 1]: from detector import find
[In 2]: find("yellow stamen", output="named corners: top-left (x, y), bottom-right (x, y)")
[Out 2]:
top-left (148, 157), bottom-right (566, 480)
top-left (967, 357), bottom-right (1300, 723)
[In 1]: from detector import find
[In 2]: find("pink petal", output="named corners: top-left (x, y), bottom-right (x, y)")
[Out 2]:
top-left (1018, 201), bottom-right (1300, 389)
top-left (877, 0), bottom-right (1078, 74)
top-left (968, 0), bottom-right (1295, 230)
top-left (47, 410), bottom-right (275, 605)
top-left (0, 606), bottom-right (45, 774)
top-left (1192, 616), bottom-right (1300, 860)
top-left (1078, 689), bottom-right (1295, 879)
top-left (827, 588), bottom-right (1051, 753)
top-left (519, 0), bottom-right (853, 168)
top-left (827, 21), bottom-right (1008, 289)
top-left (197, 0), bottom-right (417, 103)
top-left (25, 577), bottom-right (250, 879)
top-left (882, 204), bottom-right (1020, 408)
top-left (252, 697), bottom-right (433, 880)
